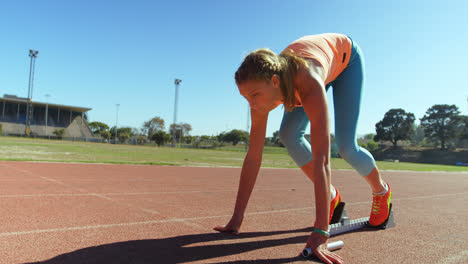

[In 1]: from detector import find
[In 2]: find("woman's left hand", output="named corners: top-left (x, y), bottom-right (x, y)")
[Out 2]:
top-left (304, 232), bottom-right (344, 264)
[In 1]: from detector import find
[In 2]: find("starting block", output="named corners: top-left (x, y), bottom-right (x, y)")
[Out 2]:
top-left (330, 202), bottom-right (395, 236)
top-left (302, 202), bottom-right (395, 258)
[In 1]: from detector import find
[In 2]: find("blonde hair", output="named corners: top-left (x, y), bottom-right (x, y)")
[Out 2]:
top-left (235, 48), bottom-right (308, 112)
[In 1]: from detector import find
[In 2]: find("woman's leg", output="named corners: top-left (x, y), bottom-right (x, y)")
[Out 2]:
top-left (280, 107), bottom-right (340, 223)
top-left (331, 41), bottom-right (386, 193)
top-left (279, 107), bottom-right (313, 168)
top-left (279, 107), bottom-right (336, 192)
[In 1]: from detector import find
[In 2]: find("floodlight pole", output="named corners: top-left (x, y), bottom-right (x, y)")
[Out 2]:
top-left (26, 49), bottom-right (39, 136)
top-left (115, 104), bottom-right (120, 143)
top-left (173, 78), bottom-right (182, 146)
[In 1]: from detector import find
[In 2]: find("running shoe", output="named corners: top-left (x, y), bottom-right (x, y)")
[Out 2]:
top-left (369, 184), bottom-right (392, 227)
top-left (329, 187), bottom-right (342, 223)
top-left (314, 187), bottom-right (342, 226)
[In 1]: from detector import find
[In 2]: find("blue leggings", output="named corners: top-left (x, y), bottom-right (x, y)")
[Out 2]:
top-left (279, 39), bottom-right (376, 176)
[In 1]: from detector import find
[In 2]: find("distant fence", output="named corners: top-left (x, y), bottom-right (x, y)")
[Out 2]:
top-left (372, 147), bottom-right (468, 166)
top-left (0, 133), bottom-right (104, 143)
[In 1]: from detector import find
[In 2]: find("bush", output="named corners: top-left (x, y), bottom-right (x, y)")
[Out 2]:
top-left (135, 135), bottom-right (147, 145)
top-left (53, 129), bottom-right (65, 139)
top-left (358, 140), bottom-right (379, 153)
top-left (118, 132), bottom-right (130, 143)
top-left (151, 131), bottom-right (171, 147)
top-left (211, 141), bottom-right (221, 149)
top-left (0, 124), bottom-right (3, 135)
top-left (358, 141), bottom-right (367, 149)
top-left (192, 139), bottom-right (201, 148)
top-left (366, 140), bottom-right (379, 152)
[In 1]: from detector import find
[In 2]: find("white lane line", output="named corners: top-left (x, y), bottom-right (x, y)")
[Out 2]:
top-left (0, 205), bottom-right (321, 237)
top-left (0, 206), bottom-right (319, 237)
top-left (437, 250), bottom-right (468, 264)
top-left (0, 190), bottom-right (467, 238)
top-left (0, 164), bottom-right (162, 215)
top-left (392, 192), bottom-right (468, 201)
top-left (1, 191), bottom-right (467, 200)
top-left (0, 215), bottom-right (232, 237)
top-left (2, 160), bottom-right (468, 173)
top-left (0, 188), bottom-right (310, 198)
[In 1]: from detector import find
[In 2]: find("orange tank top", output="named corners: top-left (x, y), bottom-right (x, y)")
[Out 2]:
top-left (282, 33), bottom-right (352, 85)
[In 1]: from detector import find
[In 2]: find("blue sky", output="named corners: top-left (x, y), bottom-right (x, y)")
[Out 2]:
top-left (1, 0), bottom-right (467, 137)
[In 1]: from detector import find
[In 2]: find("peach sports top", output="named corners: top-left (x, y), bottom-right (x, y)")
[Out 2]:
top-left (282, 33), bottom-right (352, 86)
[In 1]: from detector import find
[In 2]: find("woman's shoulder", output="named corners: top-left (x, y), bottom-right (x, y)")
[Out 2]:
top-left (295, 59), bottom-right (325, 89)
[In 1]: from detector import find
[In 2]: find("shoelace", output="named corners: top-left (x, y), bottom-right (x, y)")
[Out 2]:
top-left (372, 195), bottom-right (382, 215)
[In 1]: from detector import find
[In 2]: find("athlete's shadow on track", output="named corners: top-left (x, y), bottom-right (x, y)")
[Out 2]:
top-left (25, 226), bottom-right (378, 264)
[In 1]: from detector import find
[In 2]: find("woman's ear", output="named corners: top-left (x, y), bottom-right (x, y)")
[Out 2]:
top-left (271, 75), bottom-right (280, 88)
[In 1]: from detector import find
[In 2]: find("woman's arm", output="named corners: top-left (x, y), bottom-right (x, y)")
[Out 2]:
top-left (296, 65), bottom-right (331, 231)
top-left (214, 108), bottom-right (268, 233)
top-left (298, 65), bottom-right (344, 264)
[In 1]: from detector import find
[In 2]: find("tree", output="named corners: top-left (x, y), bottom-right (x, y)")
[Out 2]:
top-left (110, 126), bottom-right (117, 139)
top-left (184, 135), bottom-right (194, 144)
top-left (170, 123), bottom-right (192, 143)
top-left (118, 132), bottom-right (130, 143)
top-left (221, 129), bottom-right (249, 145)
top-left (100, 130), bottom-right (111, 141)
top-left (200, 135), bottom-right (212, 141)
top-left (142, 117), bottom-right (165, 137)
top-left (217, 132), bottom-right (227, 143)
top-left (366, 140), bottom-right (379, 152)
top-left (88, 121), bottom-right (109, 135)
top-left (271, 130), bottom-right (281, 145)
top-left (151, 130), bottom-right (171, 146)
top-left (374, 108), bottom-right (415, 147)
top-left (455, 116), bottom-right (468, 140)
top-left (363, 133), bottom-right (375, 140)
top-left (110, 127), bottom-right (133, 143)
top-left (420, 104), bottom-right (461, 150)
top-left (411, 125), bottom-right (425, 146)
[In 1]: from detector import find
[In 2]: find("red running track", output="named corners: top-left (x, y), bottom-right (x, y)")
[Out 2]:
top-left (0, 161), bottom-right (467, 263)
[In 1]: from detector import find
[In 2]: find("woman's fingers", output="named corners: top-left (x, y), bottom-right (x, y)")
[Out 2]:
top-left (213, 226), bottom-right (225, 231)
top-left (314, 248), bottom-right (344, 264)
top-left (213, 226), bottom-right (239, 235)
top-left (326, 251), bottom-right (344, 264)
top-left (314, 249), bottom-right (334, 264)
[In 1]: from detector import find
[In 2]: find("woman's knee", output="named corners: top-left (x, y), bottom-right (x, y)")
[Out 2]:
top-left (279, 126), bottom-right (302, 148)
top-left (337, 142), bottom-right (359, 161)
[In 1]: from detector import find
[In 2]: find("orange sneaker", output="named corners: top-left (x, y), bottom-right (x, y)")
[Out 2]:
top-left (314, 187), bottom-right (342, 226)
top-left (369, 184), bottom-right (392, 227)
top-left (329, 187), bottom-right (342, 223)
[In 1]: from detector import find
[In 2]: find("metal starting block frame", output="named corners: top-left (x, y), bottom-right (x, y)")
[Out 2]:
top-left (302, 202), bottom-right (395, 258)
top-left (330, 202), bottom-right (395, 236)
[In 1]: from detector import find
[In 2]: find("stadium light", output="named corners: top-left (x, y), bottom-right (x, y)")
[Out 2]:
top-left (173, 78), bottom-right (182, 146)
top-left (25, 49), bottom-right (39, 136)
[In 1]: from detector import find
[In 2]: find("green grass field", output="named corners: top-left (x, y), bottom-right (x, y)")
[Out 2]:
top-left (0, 136), bottom-right (467, 172)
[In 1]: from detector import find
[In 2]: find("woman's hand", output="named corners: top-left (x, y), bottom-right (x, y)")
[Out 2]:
top-left (305, 232), bottom-right (344, 264)
top-left (214, 217), bottom-right (242, 235)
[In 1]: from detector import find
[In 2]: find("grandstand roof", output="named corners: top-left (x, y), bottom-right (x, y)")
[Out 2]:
top-left (1, 94), bottom-right (91, 113)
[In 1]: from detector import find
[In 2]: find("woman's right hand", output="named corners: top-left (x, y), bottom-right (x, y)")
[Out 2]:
top-left (214, 217), bottom-right (242, 235)
top-left (305, 232), bottom-right (344, 264)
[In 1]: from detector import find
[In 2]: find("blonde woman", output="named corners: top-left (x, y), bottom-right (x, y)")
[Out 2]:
top-left (214, 33), bottom-right (392, 264)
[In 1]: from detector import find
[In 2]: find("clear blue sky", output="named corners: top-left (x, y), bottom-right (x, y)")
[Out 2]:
top-left (1, 0), bottom-right (467, 137)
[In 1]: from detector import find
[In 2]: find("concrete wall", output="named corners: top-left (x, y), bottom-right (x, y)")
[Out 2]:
top-left (1, 115), bottom-right (93, 138)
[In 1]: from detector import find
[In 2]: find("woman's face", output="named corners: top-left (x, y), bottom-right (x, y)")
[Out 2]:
top-left (237, 76), bottom-right (283, 113)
